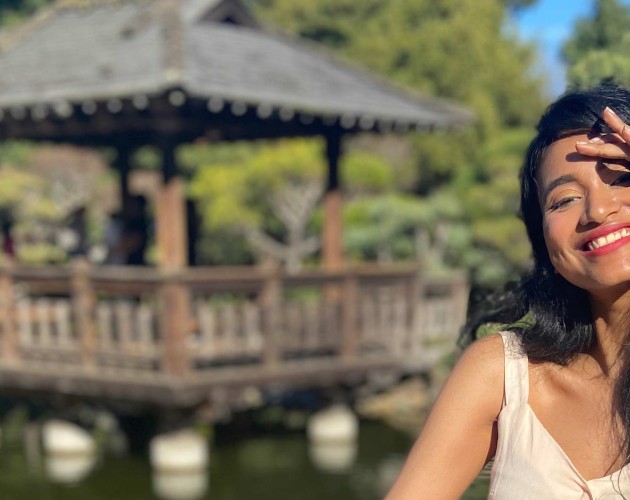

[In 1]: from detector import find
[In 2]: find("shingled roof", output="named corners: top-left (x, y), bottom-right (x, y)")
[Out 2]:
top-left (0, 0), bottom-right (472, 143)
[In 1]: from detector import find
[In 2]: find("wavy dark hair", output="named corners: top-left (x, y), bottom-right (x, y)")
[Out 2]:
top-left (462, 83), bottom-right (630, 465)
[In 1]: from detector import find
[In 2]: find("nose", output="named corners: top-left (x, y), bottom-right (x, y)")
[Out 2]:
top-left (580, 185), bottom-right (623, 225)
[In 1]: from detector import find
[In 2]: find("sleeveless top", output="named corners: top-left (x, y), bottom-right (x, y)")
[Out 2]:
top-left (488, 331), bottom-right (630, 499)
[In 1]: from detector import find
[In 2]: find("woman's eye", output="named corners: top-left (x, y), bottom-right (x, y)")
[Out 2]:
top-left (612, 172), bottom-right (630, 186)
top-left (549, 196), bottom-right (579, 211)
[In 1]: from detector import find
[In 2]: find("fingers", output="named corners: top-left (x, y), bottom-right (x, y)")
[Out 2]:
top-left (575, 140), bottom-right (630, 160)
top-left (574, 107), bottom-right (630, 161)
top-left (603, 107), bottom-right (630, 144)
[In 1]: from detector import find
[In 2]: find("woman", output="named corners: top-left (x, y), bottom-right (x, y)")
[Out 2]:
top-left (386, 84), bottom-right (630, 499)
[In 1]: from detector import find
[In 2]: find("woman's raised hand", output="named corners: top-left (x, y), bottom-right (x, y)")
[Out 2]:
top-left (575, 107), bottom-right (630, 161)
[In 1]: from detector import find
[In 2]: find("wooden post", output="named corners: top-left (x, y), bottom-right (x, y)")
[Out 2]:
top-left (322, 132), bottom-right (344, 271)
top-left (156, 143), bottom-right (188, 269)
top-left (159, 273), bottom-right (191, 376)
top-left (156, 141), bottom-right (191, 377)
top-left (71, 258), bottom-right (97, 370)
top-left (0, 265), bottom-right (18, 364)
top-left (259, 263), bottom-right (282, 367)
top-left (340, 269), bottom-right (359, 359)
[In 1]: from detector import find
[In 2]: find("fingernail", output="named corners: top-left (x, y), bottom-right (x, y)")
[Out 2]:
top-left (605, 106), bottom-right (619, 117)
top-left (576, 141), bottom-right (589, 145)
top-left (588, 137), bottom-right (605, 144)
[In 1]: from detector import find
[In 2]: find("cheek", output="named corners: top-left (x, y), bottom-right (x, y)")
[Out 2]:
top-left (542, 217), bottom-right (565, 254)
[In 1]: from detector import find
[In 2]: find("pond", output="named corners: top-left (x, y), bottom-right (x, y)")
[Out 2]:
top-left (0, 419), bottom-right (489, 499)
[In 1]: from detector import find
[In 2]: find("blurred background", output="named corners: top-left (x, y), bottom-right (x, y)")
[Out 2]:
top-left (0, 0), bottom-right (627, 498)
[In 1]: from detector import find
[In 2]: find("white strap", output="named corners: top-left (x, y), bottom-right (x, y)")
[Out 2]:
top-left (499, 331), bottom-right (529, 406)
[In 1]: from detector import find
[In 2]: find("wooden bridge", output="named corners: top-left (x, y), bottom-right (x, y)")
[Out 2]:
top-left (0, 262), bottom-right (468, 410)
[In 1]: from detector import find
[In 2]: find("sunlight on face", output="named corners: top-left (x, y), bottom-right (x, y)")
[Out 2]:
top-left (537, 134), bottom-right (630, 296)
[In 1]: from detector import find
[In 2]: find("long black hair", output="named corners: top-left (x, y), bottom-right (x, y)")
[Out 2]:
top-left (462, 83), bottom-right (630, 462)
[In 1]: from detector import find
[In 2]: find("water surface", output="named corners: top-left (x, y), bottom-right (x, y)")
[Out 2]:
top-left (0, 420), bottom-right (489, 499)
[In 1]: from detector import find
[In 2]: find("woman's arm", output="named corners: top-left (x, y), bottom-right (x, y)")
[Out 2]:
top-left (385, 333), bottom-right (505, 499)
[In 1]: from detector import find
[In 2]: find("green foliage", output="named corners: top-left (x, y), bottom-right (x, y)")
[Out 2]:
top-left (341, 151), bottom-right (395, 194)
top-left (0, 0), bottom-right (50, 27)
top-left (0, 143), bottom-right (115, 264)
top-left (191, 137), bottom-right (402, 267)
top-left (254, 0), bottom-right (546, 286)
top-left (563, 0), bottom-right (630, 88)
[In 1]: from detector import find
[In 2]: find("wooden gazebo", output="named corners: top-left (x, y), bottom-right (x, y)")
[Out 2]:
top-left (0, 0), bottom-right (472, 409)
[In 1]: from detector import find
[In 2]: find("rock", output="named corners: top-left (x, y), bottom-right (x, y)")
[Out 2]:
top-left (42, 420), bottom-right (96, 457)
top-left (150, 429), bottom-right (209, 473)
top-left (307, 405), bottom-right (358, 444)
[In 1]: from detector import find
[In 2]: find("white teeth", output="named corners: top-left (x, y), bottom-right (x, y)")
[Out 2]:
top-left (587, 229), bottom-right (630, 251)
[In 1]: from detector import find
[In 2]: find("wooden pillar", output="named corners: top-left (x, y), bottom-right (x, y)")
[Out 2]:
top-left (259, 263), bottom-right (282, 368)
top-left (160, 277), bottom-right (191, 376)
top-left (71, 258), bottom-right (97, 370)
top-left (0, 265), bottom-right (18, 364)
top-left (156, 141), bottom-right (191, 377)
top-left (156, 143), bottom-right (188, 270)
top-left (322, 132), bottom-right (344, 271)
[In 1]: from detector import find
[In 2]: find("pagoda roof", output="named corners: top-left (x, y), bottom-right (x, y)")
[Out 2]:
top-left (0, 0), bottom-right (472, 143)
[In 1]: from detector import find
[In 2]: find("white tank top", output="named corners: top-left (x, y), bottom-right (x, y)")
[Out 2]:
top-left (489, 331), bottom-right (630, 499)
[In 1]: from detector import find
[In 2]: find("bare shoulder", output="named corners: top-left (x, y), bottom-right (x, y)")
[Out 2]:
top-left (424, 332), bottom-right (506, 430)
top-left (459, 332), bottom-right (505, 365)
top-left (451, 333), bottom-right (505, 398)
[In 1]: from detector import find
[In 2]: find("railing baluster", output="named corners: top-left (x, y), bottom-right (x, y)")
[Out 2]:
top-left (340, 270), bottom-right (358, 359)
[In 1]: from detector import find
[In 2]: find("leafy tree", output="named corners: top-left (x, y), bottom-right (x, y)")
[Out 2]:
top-left (0, 145), bottom-right (115, 264)
top-left (190, 138), bottom-right (404, 272)
top-left (563, 0), bottom-right (630, 89)
top-left (254, 0), bottom-right (546, 286)
top-left (0, 0), bottom-right (51, 27)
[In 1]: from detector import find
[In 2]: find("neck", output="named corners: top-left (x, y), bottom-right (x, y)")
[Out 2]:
top-left (589, 289), bottom-right (630, 377)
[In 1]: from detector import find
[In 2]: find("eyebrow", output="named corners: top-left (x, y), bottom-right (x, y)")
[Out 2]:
top-left (541, 174), bottom-right (577, 204)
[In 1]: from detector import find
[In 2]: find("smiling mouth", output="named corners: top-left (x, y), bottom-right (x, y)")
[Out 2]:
top-left (584, 227), bottom-right (630, 251)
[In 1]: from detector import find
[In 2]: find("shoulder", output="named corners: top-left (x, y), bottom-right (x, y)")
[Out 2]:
top-left (436, 333), bottom-right (506, 423)
top-left (455, 332), bottom-right (505, 385)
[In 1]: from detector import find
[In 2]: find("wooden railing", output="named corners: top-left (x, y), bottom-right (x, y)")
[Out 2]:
top-left (0, 261), bottom-right (469, 394)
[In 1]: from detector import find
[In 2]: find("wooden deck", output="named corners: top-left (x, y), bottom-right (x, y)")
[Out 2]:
top-left (0, 262), bottom-right (468, 408)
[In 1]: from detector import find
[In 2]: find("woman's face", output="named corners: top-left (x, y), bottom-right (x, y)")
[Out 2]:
top-left (538, 133), bottom-right (630, 294)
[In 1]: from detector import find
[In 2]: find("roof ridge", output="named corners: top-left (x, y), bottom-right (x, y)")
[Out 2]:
top-left (158, 0), bottom-right (186, 85)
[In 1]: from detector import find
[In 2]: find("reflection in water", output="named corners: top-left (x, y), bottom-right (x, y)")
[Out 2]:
top-left (308, 441), bottom-right (358, 473)
top-left (0, 420), bottom-right (489, 499)
top-left (153, 470), bottom-right (209, 500)
top-left (45, 453), bottom-right (98, 484)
